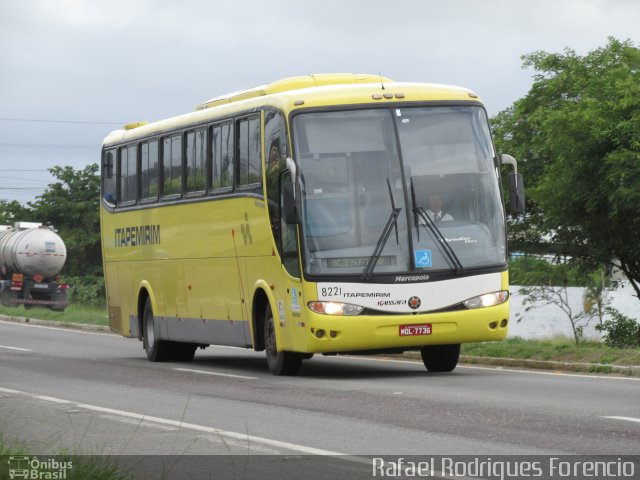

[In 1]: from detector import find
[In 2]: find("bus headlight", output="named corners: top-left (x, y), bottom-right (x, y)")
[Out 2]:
top-left (463, 291), bottom-right (509, 309)
top-left (307, 301), bottom-right (364, 316)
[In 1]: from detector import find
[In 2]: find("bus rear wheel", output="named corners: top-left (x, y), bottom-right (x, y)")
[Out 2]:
top-left (420, 344), bottom-right (460, 372)
top-left (142, 298), bottom-right (171, 362)
top-left (264, 305), bottom-right (302, 376)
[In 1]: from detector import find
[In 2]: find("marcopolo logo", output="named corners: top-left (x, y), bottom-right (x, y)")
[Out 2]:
top-left (8, 456), bottom-right (73, 479)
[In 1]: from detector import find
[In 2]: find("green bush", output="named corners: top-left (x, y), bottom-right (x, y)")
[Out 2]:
top-left (62, 276), bottom-right (106, 306)
top-left (596, 308), bottom-right (640, 348)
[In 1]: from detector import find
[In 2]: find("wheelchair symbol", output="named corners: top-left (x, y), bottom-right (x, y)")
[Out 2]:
top-left (415, 250), bottom-right (432, 268)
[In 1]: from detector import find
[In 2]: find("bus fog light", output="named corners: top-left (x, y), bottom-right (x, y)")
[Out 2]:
top-left (307, 301), bottom-right (364, 316)
top-left (463, 291), bottom-right (509, 309)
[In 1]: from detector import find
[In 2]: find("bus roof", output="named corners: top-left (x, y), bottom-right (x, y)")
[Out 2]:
top-left (195, 73), bottom-right (393, 110)
top-left (103, 74), bottom-right (482, 147)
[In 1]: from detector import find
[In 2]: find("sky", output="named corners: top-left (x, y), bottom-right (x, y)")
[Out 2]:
top-left (1, 0), bottom-right (638, 205)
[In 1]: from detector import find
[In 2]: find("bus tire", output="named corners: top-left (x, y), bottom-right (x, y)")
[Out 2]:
top-left (264, 304), bottom-right (302, 376)
top-left (420, 344), bottom-right (460, 372)
top-left (171, 342), bottom-right (197, 362)
top-left (142, 298), bottom-right (171, 362)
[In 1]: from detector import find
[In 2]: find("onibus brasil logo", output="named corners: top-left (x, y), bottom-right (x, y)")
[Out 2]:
top-left (8, 456), bottom-right (73, 479)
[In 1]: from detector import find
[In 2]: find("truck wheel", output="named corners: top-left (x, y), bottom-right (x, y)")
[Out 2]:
top-left (0, 289), bottom-right (9, 307)
top-left (420, 344), bottom-right (460, 372)
top-left (142, 298), bottom-right (171, 362)
top-left (264, 304), bottom-right (302, 376)
top-left (50, 289), bottom-right (67, 311)
top-left (0, 286), bottom-right (18, 307)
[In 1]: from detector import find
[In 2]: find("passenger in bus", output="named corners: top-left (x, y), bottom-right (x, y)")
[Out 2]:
top-left (426, 192), bottom-right (453, 222)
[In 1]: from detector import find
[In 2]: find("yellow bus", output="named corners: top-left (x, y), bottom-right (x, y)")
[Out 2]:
top-left (100, 73), bottom-right (524, 375)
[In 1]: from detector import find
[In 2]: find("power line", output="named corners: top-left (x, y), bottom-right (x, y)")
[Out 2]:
top-left (0, 117), bottom-right (125, 125)
top-left (0, 169), bottom-right (49, 172)
top-left (0, 176), bottom-right (52, 183)
top-left (0, 143), bottom-right (96, 149)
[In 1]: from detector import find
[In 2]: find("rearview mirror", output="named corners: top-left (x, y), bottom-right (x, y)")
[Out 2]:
top-left (508, 172), bottom-right (525, 214)
top-left (500, 154), bottom-right (525, 214)
top-left (280, 170), bottom-right (299, 224)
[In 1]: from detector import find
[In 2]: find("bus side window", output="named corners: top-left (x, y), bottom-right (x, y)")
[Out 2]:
top-left (117, 145), bottom-right (137, 204)
top-left (237, 116), bottom-right (261, 187)
top-left (102, 149), bottom-right (116, 205)
top-left (140, 139), bottom-right (159, 200)
top-left (162, 134), bottom-right (182, 197)
top-left (126, 144), bottom-right (137, 202)
top-left (186, 129), bottom-right (207, 193)
top-left (211, 123), bottom-right (234, 190)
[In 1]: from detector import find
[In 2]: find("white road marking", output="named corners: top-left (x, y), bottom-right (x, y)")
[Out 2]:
top-left (32, 394), bottom-right (72, 404)
top-left (173, 367), bottom-right (257, 380)
top-left (459, 364), bottom-right (640, 381)
top-left (332, 355), bottom-right (640, 381)
top-left (0, 387), bottom-right (22, 395)
top-left (0, 345), bottom-right (32, 352)
top-left (602, 416), bottom-right (640, 425)
top-left (1, 386), bottom-right (347, 456)
top-left (99, 414), bottom-right (177, 431)
top-left (75, 403), bottom-right (347, 455)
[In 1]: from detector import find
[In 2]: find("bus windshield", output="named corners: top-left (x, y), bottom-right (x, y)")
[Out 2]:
top-left (292, 106), bottom-right (506, 277)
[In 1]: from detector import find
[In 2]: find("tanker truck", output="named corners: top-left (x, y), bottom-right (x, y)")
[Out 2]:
top-left (0, 222), bottom-right (68, 311)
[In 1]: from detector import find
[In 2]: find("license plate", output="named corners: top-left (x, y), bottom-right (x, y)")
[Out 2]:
top-left (32, 284), bottom-right (49, 289)
top-left (399, 324), bottom-right (432, 336)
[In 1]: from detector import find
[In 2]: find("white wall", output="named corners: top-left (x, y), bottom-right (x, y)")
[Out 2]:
top-left (507, 283), bottom-right (639, 340)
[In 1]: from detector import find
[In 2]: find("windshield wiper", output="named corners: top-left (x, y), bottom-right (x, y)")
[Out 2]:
top-left (362, 179), bottom-right (401, 280)
top-left (410, 178), bottom-right (465, 275)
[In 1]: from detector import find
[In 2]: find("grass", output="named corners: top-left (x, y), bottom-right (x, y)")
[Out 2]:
top-left (0, 303), bottom-right (108, 326)
top-left (461, 337), bottom-right (640, 366)
top-left (0, 437), bottom-right (132, 480)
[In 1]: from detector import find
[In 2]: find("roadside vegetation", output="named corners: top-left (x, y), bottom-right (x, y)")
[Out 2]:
top-left (461, 337), bottom-right (640, 367)
top-left (0, 437), bottom-right (131, 480)
top-left (0, 303), bottom-right (108, 326)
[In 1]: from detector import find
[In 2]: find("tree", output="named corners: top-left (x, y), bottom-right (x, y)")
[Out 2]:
top-left (509, 255), bottom-right (592, 287)
top-left (582, 269), bottom-right (609, 326)
top-left (493, 38), bottom-right (640, 300)
top-left (28, 164), bottom-right (102, 278)
top-left (0, 200), bottom-right (33, 225)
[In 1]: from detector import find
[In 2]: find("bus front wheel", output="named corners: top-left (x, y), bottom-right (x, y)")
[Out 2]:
top-left (420, 344), bottom-right (460, 372)
top-left (142, 298), bottom-right (171, 362)
top-left (171, 342), bottom-right (197, 362)
top-left (264, 305), bottom-right (302, 376)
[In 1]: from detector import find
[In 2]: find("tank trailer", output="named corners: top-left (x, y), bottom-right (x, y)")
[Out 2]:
top-left (0, 222), bottom-right (68, 311)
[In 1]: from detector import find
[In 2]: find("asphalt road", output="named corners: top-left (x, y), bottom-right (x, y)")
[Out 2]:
top-left (1, 318), bottom-right (639, 461)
